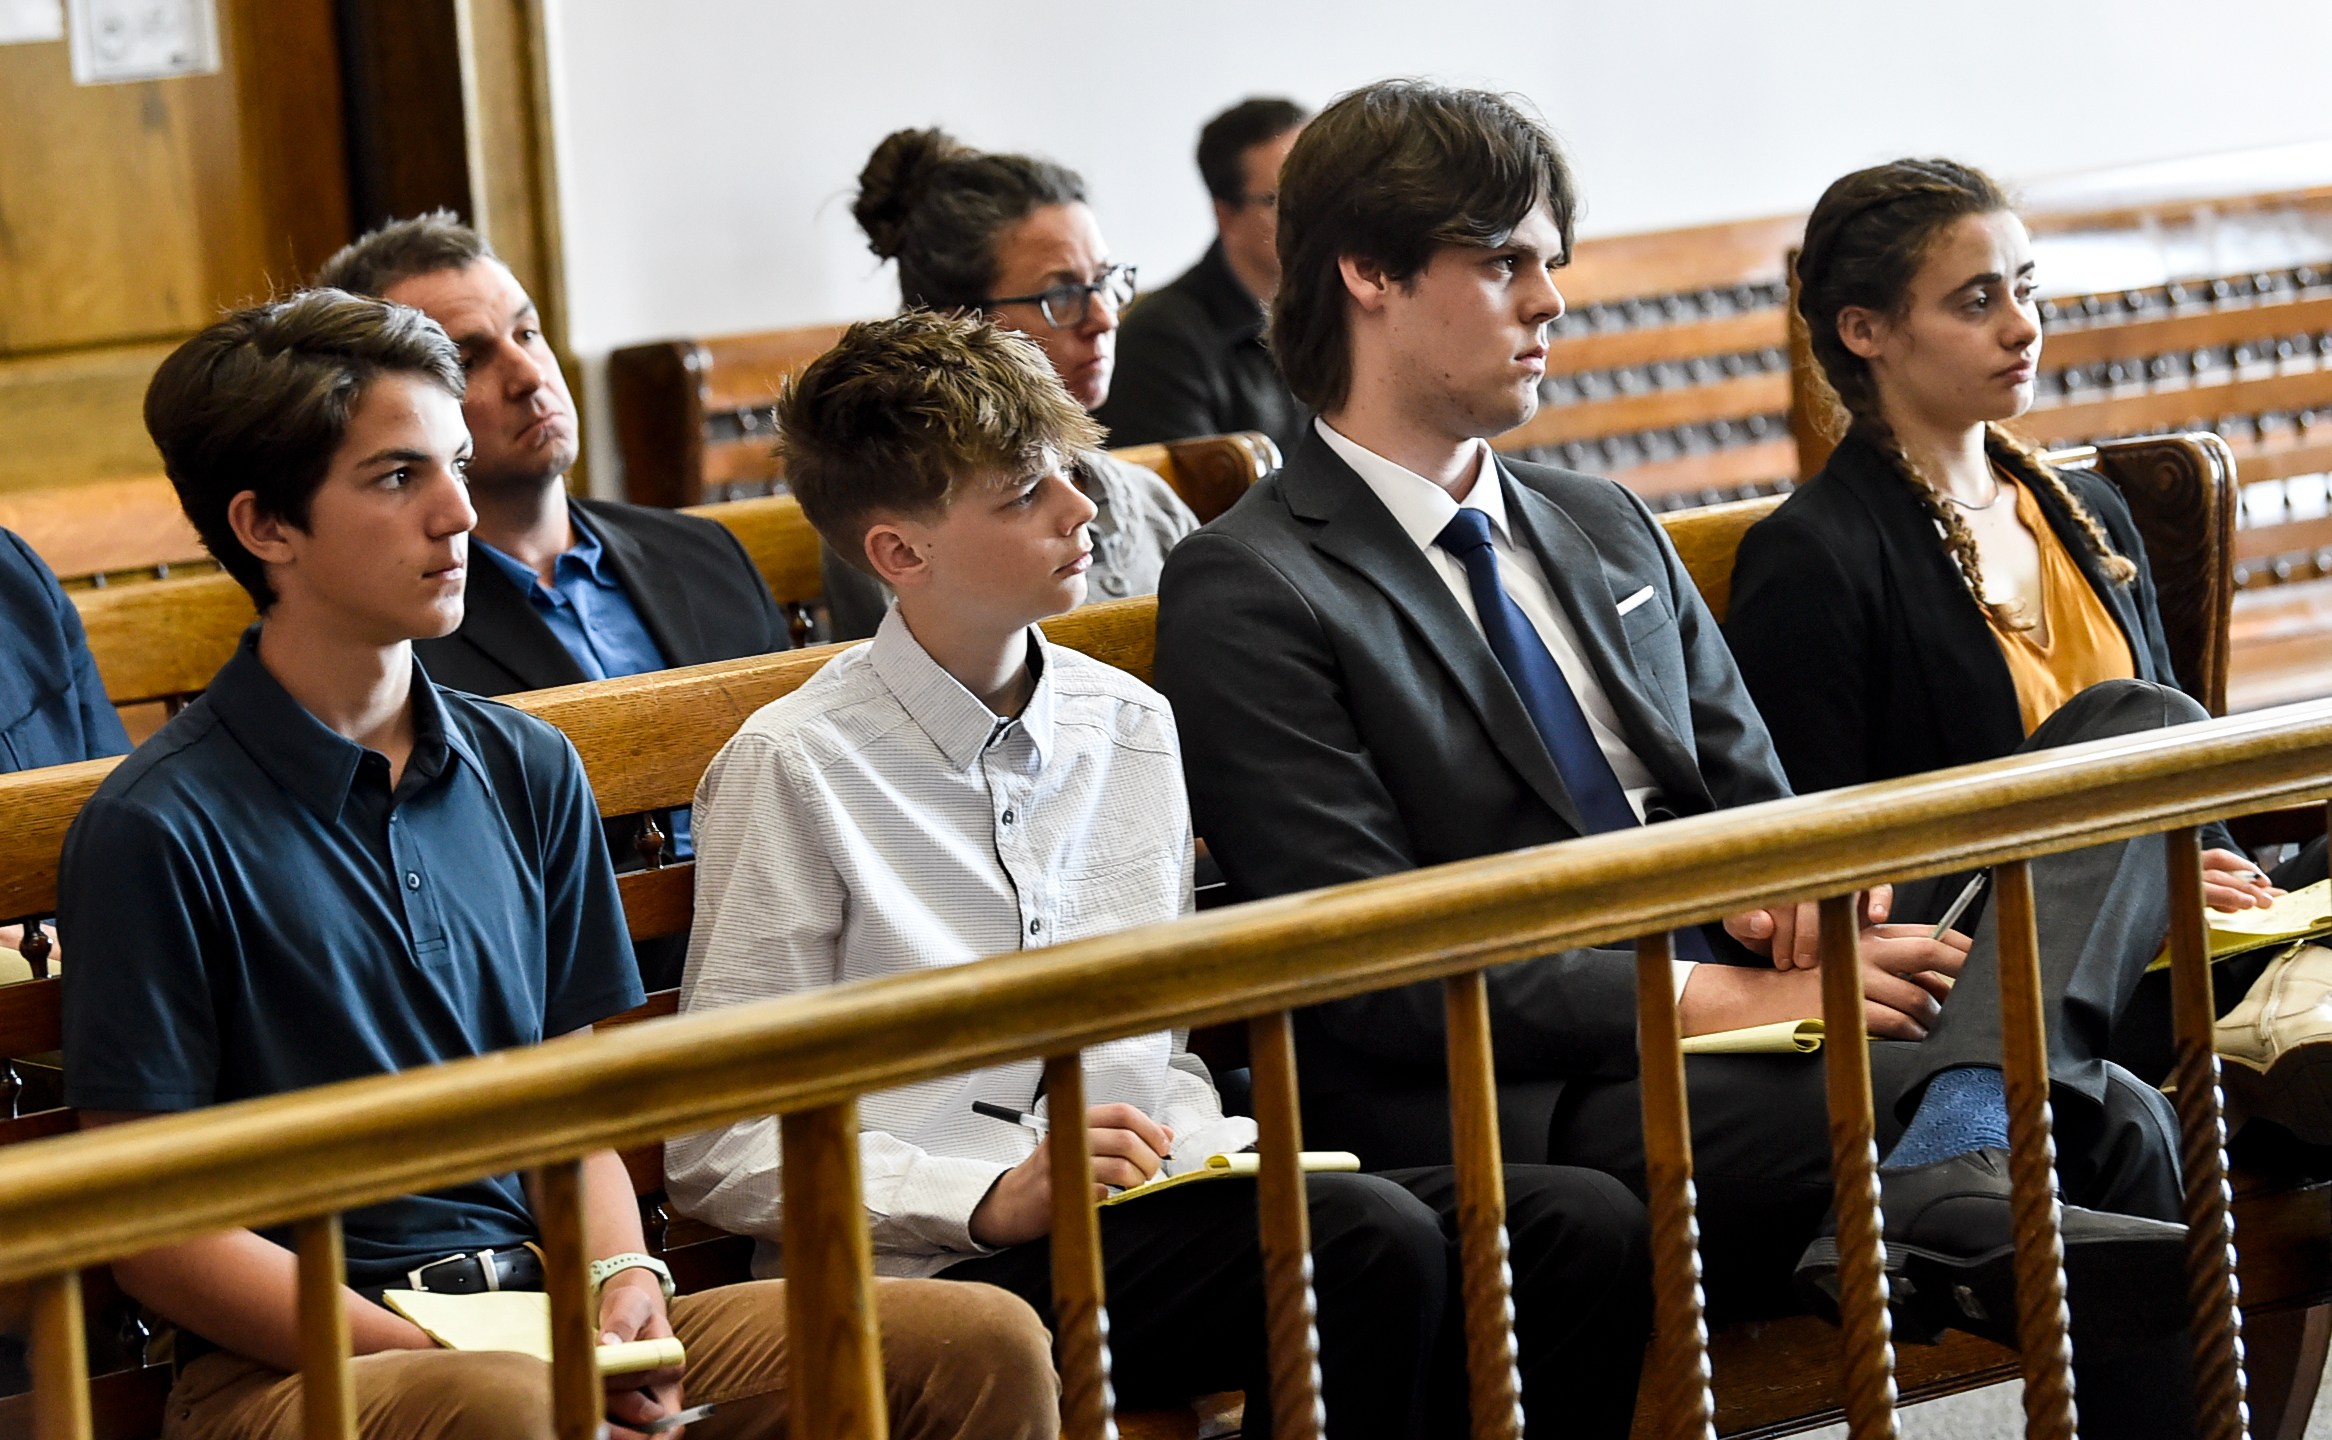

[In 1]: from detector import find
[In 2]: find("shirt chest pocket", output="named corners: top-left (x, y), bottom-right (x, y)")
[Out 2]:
top-left (1615, 588), bottom-right (1691, 730)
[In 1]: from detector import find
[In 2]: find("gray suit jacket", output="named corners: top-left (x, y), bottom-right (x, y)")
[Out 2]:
top-left (1155, 429), bottom-right (1791, 1156)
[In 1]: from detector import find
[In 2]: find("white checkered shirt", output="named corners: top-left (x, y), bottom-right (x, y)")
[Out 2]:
top-left (665, 608), bottom-right (1212, 1277)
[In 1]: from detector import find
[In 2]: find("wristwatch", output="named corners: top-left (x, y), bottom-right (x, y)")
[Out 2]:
top-left (588, 1251), bottom-right (677, 1300)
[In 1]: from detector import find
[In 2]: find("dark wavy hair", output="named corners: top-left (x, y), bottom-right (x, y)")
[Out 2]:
top-left (853, 129), bottom-right (1086, 312)
top-left (144, 290), bottom-right (465, 609)
top-left (1271, 80), bottom-right (1578, 414)
top-left (1796, 158), bottom-right (2133, 626)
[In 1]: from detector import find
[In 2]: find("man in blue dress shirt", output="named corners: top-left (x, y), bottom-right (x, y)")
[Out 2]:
top-left (54, 290), bottom-right (1056, 1440)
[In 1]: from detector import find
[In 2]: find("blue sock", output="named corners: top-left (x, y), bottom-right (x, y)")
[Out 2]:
top-left (1882, 1065), bottom-right (2010, 1170)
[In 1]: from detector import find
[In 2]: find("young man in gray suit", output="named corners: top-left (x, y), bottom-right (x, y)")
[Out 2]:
top-left (1154, 81), bottom-right (2217, 1427)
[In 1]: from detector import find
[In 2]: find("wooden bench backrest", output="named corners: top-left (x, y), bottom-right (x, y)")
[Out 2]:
top-left (68, 433), bottom-right (1278, 714)
top-left (606, 221), bottom-right (1810, 512)
top-left (0, 475), bottom-right (210, 586)
top-left (1504, 215), bottom-right (1806, 506)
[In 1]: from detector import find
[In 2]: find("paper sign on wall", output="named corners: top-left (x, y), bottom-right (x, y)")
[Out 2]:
top-left (67, 0), bottom-right (217, 84)
top-left (0, 0), bottom-right (64, 45)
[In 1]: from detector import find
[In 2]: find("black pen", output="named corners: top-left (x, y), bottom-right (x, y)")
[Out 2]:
top-left (971, 1099), bottom-right (1049, 1135)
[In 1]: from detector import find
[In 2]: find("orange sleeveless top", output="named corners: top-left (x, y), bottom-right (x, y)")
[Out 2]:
top-left (1983, 476), bottom-right (2136, 734)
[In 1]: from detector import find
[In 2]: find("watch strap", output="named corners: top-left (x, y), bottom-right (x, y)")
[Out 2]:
top-left (588, 1251), bottom-right (676, 1299)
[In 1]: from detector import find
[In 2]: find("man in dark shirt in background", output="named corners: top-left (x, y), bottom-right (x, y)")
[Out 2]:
top-left (1095, 99), bottom-right (1309, 453)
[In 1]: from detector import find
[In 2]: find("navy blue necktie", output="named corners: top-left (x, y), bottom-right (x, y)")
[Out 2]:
top-left (1435, 506), bottom-right (1714, 962)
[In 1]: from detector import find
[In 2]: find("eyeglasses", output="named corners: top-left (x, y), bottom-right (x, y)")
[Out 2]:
top-left (1239, 191), bottom-right (1279, 214)
top-left (983, 264), bottom-right (1137, 330)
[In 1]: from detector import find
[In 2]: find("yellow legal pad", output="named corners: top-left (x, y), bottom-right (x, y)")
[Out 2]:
top-left (1100, 1151), bottom-right (1362, 1206)
top-left (381, 1289), bottom-right (684, 1374)
top-left (1678, 1018), bottom-right (1826, 1055)
top-left (2149, 879), bottom-right (2332, 971)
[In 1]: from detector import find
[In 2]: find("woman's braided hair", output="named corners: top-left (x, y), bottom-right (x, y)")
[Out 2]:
top-left (1795, 158), bottom-right (2135, 629)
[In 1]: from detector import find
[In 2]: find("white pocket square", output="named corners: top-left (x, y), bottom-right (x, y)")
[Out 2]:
top-left (1615, 585), bottom-right (1656, 616)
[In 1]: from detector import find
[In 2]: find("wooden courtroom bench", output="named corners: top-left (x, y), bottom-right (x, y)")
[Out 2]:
top-left (604, 222), bottom-right (1810, 513)
top-left (6, 431), bottom-right (2324, 1437)
top-left (603, 143), bottom-right (2332, 542)
top-left (64, 432), bottom-right (1280, 728)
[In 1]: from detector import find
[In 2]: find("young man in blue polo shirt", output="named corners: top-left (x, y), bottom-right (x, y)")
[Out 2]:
top-left (57, 291), bottom-right (1055, 1440)
top-left (668, 310), bottom-right (1652, 1438)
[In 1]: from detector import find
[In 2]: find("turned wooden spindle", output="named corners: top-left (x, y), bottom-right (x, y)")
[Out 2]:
top-left (2164, 827), bottom-right (2252, 1440)
top-left (29, 1270), bottom-right (91, 1440)
top-left (18, 920), bottom-right (51, 981)
top-left (1992, 861), bottom-right (2078, 1440)
top-left (293, 1215), bottom-right (357, 1440)
top-left (1042, 1052), bottom-right (1116, 1440)
top-left (535, 1160), bottom-right (606, 1440)
top-left (1446, 971), bottom-right (1523, 1440)
top-left (1635, 931), bottom-right (1715, 1440)
top-left (782, 1102), bottom-right (890, 1440)
top-left (633, 813), bottom-right (669, 870)
top-left (1251, 1009), bottom-right (1325, 1440)
top-left (1818, 895), bottom-right (1900, 1440)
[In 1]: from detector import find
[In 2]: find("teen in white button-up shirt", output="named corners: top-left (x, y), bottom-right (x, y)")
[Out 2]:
top-left (666, 609), bottom-right (1219, 1277)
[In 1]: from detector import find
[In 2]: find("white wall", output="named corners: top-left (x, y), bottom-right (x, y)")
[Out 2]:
top-left (547, 0), bottom-right (2332, 492)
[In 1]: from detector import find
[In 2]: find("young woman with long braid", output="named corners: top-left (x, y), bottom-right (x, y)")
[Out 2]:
top-left (1725, 159), bottom-right (2327, 1126)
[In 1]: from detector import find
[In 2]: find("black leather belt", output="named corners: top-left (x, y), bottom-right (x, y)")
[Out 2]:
top-left (404, 1243), bottom-right (546, 1295)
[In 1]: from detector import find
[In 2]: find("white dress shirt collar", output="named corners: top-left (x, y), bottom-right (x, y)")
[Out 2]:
top-left (1315, 418), bottom-right (1512, 551)
top-left (868, 609), bottom-right (1055, 770)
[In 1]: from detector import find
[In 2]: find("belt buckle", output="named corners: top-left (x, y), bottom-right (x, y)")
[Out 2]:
top-left (406, 1248), bottom-right (502, 1294)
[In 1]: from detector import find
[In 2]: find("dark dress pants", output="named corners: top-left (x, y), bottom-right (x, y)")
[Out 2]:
top-left (937, 1167), bottom-right (1648, 1439)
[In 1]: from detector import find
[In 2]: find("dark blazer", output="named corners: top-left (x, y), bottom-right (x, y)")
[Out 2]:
top-left (1093, 240), bottom-right (1308, 454)
top-left (1155, 430), bottom-right (1792, 1162)
top-left (1721, 431), bottom-right (2243, 925)
top-left (1724, 430), bottom-right (2184, 800)
top-left (416, 496), bottom-right (789, 694)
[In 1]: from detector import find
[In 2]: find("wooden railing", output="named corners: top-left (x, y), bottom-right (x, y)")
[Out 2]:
top-left (3, 691), bottom-right (2329, 1438)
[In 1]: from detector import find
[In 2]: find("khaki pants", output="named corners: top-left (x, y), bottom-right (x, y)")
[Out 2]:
top-left (165, 1279), bottom-right (1058, 1440)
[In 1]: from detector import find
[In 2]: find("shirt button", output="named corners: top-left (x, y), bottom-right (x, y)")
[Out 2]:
top-left (1001, 809), bottom-right (1016, 826)
top-left (1028, 919), bottom-right (1043, 936)
top-left (1102, 575), bottom-right (1127, 596)
top-left (406, 872), bottom-right (422, 890)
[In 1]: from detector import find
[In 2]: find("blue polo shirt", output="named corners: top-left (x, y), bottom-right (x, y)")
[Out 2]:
top-left (474, 509), bottom-right (692, 858)
top-left (59, 630), bottom-right (643, 1293)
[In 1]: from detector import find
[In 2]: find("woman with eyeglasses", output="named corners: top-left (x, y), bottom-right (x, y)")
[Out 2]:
top-left (817, 127), bottom-right (1200, 640)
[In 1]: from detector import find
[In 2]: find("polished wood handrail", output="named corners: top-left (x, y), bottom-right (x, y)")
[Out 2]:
top-left (0, 701), bottom-right (2324, 1282)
